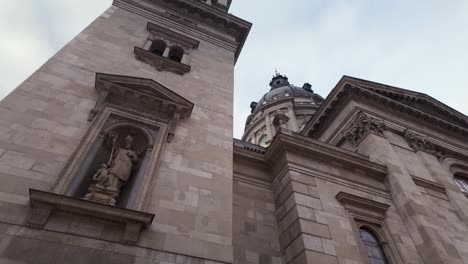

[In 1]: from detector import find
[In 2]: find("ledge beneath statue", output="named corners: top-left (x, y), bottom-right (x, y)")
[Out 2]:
top-left (26, 189), bottom-right (155, 245)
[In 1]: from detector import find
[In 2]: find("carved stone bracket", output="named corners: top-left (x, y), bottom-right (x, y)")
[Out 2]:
top-left (342, 111), bottom-right (386, 146)
top-left (27, 189), bottom-right (155, 245)
top-left (88, 90), bottom-right (109, 122)
top-left (123, 221), bottom-right (144, 245)
top-left (403, 129), bottom-right (444, 160)
top-left (167, 112), bottom-right (181, 143)
top-left (134, 47), bottom-right (191, 75)
top-left (26, 203), bottom-right (53, 229)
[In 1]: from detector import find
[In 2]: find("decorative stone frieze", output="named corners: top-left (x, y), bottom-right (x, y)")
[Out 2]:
top-left (134, 47), bottom-right (191, 75)
top-left (27, 189), bottom-right (155, 245)
top-left (342, 111), bottom-right (386, 146)
top-left (403, 129), bottom-right (444, 159)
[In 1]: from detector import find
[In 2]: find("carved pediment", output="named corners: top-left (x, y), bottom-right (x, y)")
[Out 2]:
top-left (89, 73), bottom-right (194, 121)
top-left (89, 73), bottom-right (194, 142)
top-left (303, 76), bottom-right (468, 139)
top-left (364, 86), bottom-right (468, 129)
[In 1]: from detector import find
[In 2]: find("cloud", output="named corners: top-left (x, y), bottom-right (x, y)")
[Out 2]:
top-left (232, 0), bottom-right (468, 137)
top-left (0, 0), bottom-right (466, 138)
top-left (0, 0), bottom-right (111, 98)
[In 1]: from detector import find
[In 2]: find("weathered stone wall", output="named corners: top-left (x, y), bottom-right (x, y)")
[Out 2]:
top-left (314, 97), bottom-right (468, 263)
top-left (270, 164), bottom-right (423, 264)
top-left (0, 1), bottom-right (238, 262)
top-left (233, 178), bottom-right (282, 264)
top-left (0, 223), bottom-right (225, 264)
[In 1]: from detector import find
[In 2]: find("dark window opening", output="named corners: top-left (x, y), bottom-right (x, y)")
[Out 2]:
top-left (454, 174), bottom-right (468, 193)
top-left (169, 46), bottom-right (184, 63)
top-left (150, 40), bottom-right (166, 56)
top-left (359, 228), bottom-right (389, 264)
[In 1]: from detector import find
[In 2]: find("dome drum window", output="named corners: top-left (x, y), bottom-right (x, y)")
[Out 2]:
top-left (135, 22), bottom-right (199, 75)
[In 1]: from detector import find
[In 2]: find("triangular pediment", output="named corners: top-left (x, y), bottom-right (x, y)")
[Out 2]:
top-left (95, 73), bottom-right (194, 119)
top-left (352, 79), bottom-right (468, 129)
top-left (302, 76), bottom-right (468, 138)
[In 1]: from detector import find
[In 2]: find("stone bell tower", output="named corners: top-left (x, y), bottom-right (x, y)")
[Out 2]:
top-left (0, 0), bottom-right (251, 263)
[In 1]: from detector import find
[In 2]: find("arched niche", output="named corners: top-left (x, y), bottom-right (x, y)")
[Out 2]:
top-left (65, 123), bottom-right (155, 208)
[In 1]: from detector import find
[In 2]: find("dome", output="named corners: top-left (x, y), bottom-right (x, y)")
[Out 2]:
top-left (249, 73), bottom-right (323, 114)
top-left (242, 73), bottom-right (324, 147)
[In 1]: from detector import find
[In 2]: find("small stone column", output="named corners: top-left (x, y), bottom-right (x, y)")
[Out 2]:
top-left (163, 46), bottom-right (170, 57)
top-left (181, 53), bottom-right (189, 64)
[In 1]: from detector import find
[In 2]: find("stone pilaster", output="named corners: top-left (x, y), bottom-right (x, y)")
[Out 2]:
top-left (356, 133), bottom-right (464, 264)
top-left (273, 170), bottom-right (338, 264)
top-left (417, 152), bottom-right (468, 225)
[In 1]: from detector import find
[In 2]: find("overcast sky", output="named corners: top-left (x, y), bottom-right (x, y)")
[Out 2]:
top-left (1, 1), bottom-right (467, 138)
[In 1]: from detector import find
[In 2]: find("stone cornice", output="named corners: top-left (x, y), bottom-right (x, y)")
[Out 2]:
top-left (147, 22), bottom-right (199, 48)
top-left (113, 0), bottom-right (251, 62)
top-left (233, 139), bottom-right (267, 155)
top-left (302, 76), bottom-right (468, 141)
top-left (134, 47), bottom-right (191, 75)
top-left (92, 72), bottom-right (194, 119)
top-left (411, 176), bottom-right (446, 194)
top-left (336, 191), bottom-right (390, 220)
top-left (27, 189), bottom-right (155, 245)
top-left (265, 131), bottom-right (387, 181)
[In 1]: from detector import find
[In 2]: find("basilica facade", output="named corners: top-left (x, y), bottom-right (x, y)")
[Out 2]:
top-left (0, 0), bottom-right (467, 264)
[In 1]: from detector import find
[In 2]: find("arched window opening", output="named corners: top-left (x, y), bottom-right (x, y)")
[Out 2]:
top-left (169, 46), bottom-right (184, 63)
top-left (454, 173), bottom-right (468, 193)
top-left (150, 40), bottom-right (166, 56)
top-left (258, 135), bottom-right (268, 147)
top-left (359, 228), bottom-right (389, 264)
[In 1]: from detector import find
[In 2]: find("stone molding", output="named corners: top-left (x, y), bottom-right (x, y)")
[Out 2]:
top-left (411, 176), bottom-right (446, 194)
top-left (113, 0), bottom-right (251, 62)
top-left (337, 192), bottom-right (404, 264)
top-left (27, 189), bottom-right (155, 245)
top-left (403, 129), bottom-right (444, 160)
top-left (336, 191), bottom-right (390, 221)
top-left (342, 111), bottom-right (386, 146)
top-left (233, 139), bottom-right (266, 154)
top-left (147, 22), bottom-right (200, 49)
top-left (266, 131), bottom-right (388, 182)
top-left (303, 76), bottom-right (468, 140)
top-left (234, 134), bottom-right (392, 199)
top-left (89, 73), bottom-right (193, 143)
top-left (134, 47), bottom-right (191, 75)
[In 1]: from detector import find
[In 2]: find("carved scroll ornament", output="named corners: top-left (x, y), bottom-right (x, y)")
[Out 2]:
top-left (342, 111), bottom-right (386, 146)
top-left (403, 129), bottom-right (444, 160)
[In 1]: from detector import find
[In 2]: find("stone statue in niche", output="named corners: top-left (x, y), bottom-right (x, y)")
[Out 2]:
top-left (84, 132), bottom-right (139, 206)
top-left (273, 113), bottom-right (290, 131)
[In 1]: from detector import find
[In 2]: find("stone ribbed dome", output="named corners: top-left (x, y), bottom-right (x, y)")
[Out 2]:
top-left (242, 74), bottom-right (323, 147)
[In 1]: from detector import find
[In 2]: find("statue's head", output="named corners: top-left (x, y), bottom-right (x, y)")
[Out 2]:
top-left (124, 134), bottom-right (134, 148)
